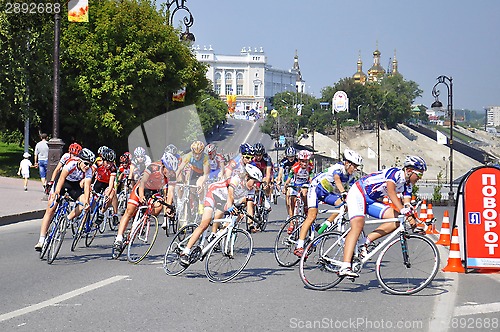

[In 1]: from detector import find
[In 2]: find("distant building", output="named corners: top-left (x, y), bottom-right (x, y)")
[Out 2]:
top-left (485, 106), bottom-right (500, 126)
top-left (194, 45), bottom-right (305, 113)
top-left (353, 45), bottom-right (400, 84)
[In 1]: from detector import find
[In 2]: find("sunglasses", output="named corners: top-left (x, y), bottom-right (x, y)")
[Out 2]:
top-left (82, 161), bottom-right (92, 167)
top-left (413, 171), bottom-right (423, 179)
top-left (242, 154), bottom-right (253, 160)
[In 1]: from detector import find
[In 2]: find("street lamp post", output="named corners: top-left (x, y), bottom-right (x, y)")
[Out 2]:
top-left (357, 105), bottom-right (361, 124)
top-left (165, 0), bottom-right (195, 41)
top-left (431, 75), bottom-right (454, 205)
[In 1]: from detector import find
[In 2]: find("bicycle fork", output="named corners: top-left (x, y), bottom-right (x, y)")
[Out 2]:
top-left (399, 233), bottom-right (411, 268)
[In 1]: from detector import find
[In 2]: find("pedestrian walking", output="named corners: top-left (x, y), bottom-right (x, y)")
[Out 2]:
top-left (34, 133), bottom-right (49, 188)
top-left (17, 152), bottom-right (33, 191)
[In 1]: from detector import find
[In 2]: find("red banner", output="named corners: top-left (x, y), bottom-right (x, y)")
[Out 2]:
top-left (463, 167), bottom-right (500, 269)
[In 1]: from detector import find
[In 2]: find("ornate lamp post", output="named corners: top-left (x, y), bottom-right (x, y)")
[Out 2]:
top-left (166, 0), bottom-right (195, 42)
top-left (431, 75), bottom-right (454, 205)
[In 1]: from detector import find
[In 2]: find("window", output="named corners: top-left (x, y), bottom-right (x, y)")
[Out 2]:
top-left (236, 84), bottom-right (243, 95)
top-left (225, 72), bottom-right (232, 81)
top-left (254, 85), bottom-right (259, 96)
top-left (225, 84), bottom-right (232, 95)
top-left (236, 72), bottom-right (244, 81)
top-left (214, 84), bottom-right (221, 95)
top-left (214, 72), bottom-right (222, 82)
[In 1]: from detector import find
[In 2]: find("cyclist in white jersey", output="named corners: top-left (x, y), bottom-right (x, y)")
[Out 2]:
top-left (294, 149), bottom-right (363, 257)
top-left (338, 155), bottom-right (427, 278)
top-left (34, 148), bottom-right (95, 251)
top-left (178, 164), bottom-right (263, 266)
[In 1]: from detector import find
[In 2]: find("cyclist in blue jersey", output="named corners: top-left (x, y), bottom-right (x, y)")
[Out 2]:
top-left (276, 146), bottom-right (298, 218)
top-left (338, 155), bottom-right (427, 278)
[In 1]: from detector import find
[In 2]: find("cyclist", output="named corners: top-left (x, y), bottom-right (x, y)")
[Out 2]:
top-left (128, 146), bottom-right (152, 187)
top-left (165, 144), bottom-right (181, 163)
top-left (34, 148), bottom-right (95, 251)
top-left (45, 142), bottom-right (82, 195)
top-left (178, 164), bottom-right (263, 266)
top-left (205, 143), bottom-right (226, 183)
top-left (283, 150), bottom-right (314, 227)
top-left (91, 148), bottom-right (118, 225)
top-left (294, 149), bottom-right (363, 257)
top-left (113, 152), bottom-right (178, 253)
top-left (116, 152), bottom-right (131, 191)
top-left (276, 146), bottom-right (298, 217)
top-left (339, 155), bottom-right (427, 278)
top-left (251, 143), bottom-right (273, 211)
top-left (224, 143), bottom-right (254, 179)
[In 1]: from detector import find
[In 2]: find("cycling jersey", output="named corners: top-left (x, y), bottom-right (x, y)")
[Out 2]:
top-left (93, 160), bottom-right (117, 184)
top-left (204, 174), bottom-right (255, 210)
top-left (59, 152), bottom-right (72, 165)
top-left (289, 161), bottom-right (314, 187)
top-left (279, 157), bottom-right (297, 181)
top-left (307, 163), bottom-right (354, 208)
top-left (358, 168), bottom-right (412, 203)
top-left (251, 153), bottom-right (273, 179)
top-left (208, 153), bottom-right (225, 171)
top-left (142, 161), bottom-right (169, 191)
top-left (181, 151), bottom-right (209, 175)
top-left (131, 155), bottom-right (152, 177)
top-left (63, 158), bottom-right (93, 182)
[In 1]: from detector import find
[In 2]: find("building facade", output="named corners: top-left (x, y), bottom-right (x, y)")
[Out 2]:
top-left (486, 106), bottom-right (500, 127)
top-left (194, 45), bottom-right (304, 113)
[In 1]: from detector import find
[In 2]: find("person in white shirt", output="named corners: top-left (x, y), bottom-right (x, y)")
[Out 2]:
top-left (17, 152), bottom-right (33, 191)
top-left (34, 133), bottom-right (49, 187)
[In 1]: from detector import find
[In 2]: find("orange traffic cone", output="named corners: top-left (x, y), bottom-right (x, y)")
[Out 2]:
top-left (436, 210), bottom-right (451, 246)
top-left (442, 227), bottom-right (465, 273)
top-left (426, 203), bottom-right (440, 234)
top-left (418, 199), bottom-right (427, 229)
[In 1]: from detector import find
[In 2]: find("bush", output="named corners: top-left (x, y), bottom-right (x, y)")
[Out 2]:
top-left (0, 129), bottom-right (23, 145)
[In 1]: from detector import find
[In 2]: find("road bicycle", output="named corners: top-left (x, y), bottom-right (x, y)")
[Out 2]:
top-left (163, 205), bottom-right (256, 283)
top-left (298, 213), bottom-right (440, 295)
top-left (252, 183), bottom-right (270, 231)
top-left (175, 183), bottom-right (201, 229)
top-left (274, 203), bottom-right (347, 267)
top-left (71, 190), bottom-right (108, 251)
top-left (162, 201), bottom-right (178, 237)
top-left (40, 191), bottom-right (82, 264)
top-left (271, 181), bottom-right (280, 205)
top-left (111, 193), bottom-right (172, 263)
top-left (116, 179), bottom-right (130, 217)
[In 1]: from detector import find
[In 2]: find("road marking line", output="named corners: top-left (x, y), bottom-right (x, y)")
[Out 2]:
top-left (428, 241), bottom-right (459, 332)
top-left (242, 121), bottom-right (258, 145)
top-left (454, 302), bottom-right (500, 316)
top-left (0, 275), bottom-right (128, 323)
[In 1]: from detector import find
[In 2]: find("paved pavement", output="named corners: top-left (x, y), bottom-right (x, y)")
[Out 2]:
top-left (0, 176), bottom-right (47, 225)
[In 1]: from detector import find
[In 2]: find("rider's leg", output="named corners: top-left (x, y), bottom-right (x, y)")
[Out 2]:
top-left (184, 206), bottom-right (213, 253)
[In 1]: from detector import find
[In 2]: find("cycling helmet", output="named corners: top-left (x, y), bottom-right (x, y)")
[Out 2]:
top-left (239, 143), bottom-right (254, 155)
top-left (343, 149), bottom-right (363, 166)
top-left (253, 143), bottom-right (265, 155)
top-left (205, 143), bottom-right (217, 155)
top-left (404, 155), bottom-right (427, 172)
top-left (245, 164), bottom-right (263, 182)
top-left (68, 142), bottom-right (82, 155)
top-left (297, 150), bottom-right (312, 160)
top-left (120, 152), bottom-right (131, 164)
top-left (285, 146), bottom-right (297, 157)
top-left (161, 152), bottom-right (179, 171)
top-left (133, 146), bottom-right (146, 157)
top-left (164, 144), bottom-right (178, 155)
top-left (191, 140), bottom-right (205, 154)
top-left (97, 145), bottom-right (108, 156)
top-left (78, 148), bottom-right (95, 163)
top-left (102, 148), bottom-right (116, 162)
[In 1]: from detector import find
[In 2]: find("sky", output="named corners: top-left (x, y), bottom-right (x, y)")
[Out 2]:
top-left (165, 0), bottom-right (500, 112)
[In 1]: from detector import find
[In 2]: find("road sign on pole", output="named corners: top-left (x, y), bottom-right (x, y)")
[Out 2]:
top-left (332, 91), bottom-right (349, 114)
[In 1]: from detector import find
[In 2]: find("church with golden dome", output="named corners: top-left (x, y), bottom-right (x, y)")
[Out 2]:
top-left (353, 45), bottom-right (400, 84)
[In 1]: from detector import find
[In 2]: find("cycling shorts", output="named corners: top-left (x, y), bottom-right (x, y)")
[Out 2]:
top-left (346, 182), bottom-right (390, 220)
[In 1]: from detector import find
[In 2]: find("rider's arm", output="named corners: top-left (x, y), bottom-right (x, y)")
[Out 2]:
top-left (53, 167), bottom-right (69, 196)
top-left (386, 181), bottom-right (403, 212)
top-left (138, 172), bottom-right (149, 203)
top-left (333, 173), bottom-right (346, 195)
top-left (81, 177), bottom-right (92, 206)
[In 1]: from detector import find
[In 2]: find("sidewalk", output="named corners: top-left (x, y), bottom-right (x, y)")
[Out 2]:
top-left (0, 176), bottom-right (47, 225)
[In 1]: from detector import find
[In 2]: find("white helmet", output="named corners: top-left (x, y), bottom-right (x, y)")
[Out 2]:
top-left (244, 164), bottom-right (263, 182)
top-left (297, 150), bottom-right (312, 160)
top-left (344, 149), bottom-right (363, 166)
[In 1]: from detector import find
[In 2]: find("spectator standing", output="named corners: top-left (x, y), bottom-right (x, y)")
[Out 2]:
top-left (17, 152), bottom-right (33, 191)
top-left (34, 133), bottom-right (49, 187)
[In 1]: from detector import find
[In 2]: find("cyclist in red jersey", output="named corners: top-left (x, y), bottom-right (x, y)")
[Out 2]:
top-left (112, 152), bottom-right (178, 252)
top-left (92, 148), bottom-right (118, 224)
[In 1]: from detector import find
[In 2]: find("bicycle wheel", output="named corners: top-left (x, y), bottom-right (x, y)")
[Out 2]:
top-left (274, 215), bottom-right (305, 267)
top-left (47, 215), bottom-right (67, 264)
top-left (71, 212), bottom-right (87, 251)
top-left (108, 208), bottom-right (118, 232)
top-left (163, 223), bottom-right (197, 276)
top-left (117, 192), bottom-right (127, 217)
top-left (299, 231), bottom-right (345, 290)
top-left (40, 217), bottom-right (57, 260)
top-left (127, 215), bottom-right (159, 264)
top-left (205, 228), bottom-right (253, 283)
top-left (376, 233), bottom-right (440, 295)
top-left (85, 210), bottom-right (99, 247)
top-left (167, 214), bottom-right (178, 237)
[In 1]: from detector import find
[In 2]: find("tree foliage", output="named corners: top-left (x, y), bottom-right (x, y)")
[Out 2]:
top-left (0, 0), bottom-right (220, 153)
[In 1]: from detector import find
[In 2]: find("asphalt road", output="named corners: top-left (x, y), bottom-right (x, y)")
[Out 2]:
top-left (1, 118), bottom-right (498, 332)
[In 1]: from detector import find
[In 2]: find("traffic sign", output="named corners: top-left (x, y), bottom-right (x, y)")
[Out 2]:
top-left (332, 91), bottom-right (349, 113)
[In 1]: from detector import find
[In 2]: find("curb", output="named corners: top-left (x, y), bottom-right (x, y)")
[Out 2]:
top-left (0, 210), bottom-right (44, 226)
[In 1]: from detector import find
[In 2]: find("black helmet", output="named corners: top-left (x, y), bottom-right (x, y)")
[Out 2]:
top-left (253, 143), bottom-right (265, 155)
top-left (78, 148), bottom-right (95, 163)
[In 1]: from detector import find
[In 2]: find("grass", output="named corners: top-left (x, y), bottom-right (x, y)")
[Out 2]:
top-left (0, 142), bottom-right (29, 177)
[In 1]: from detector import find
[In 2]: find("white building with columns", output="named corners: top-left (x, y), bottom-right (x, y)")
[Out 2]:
top-left (193, 45), bottom-right (305, 113)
